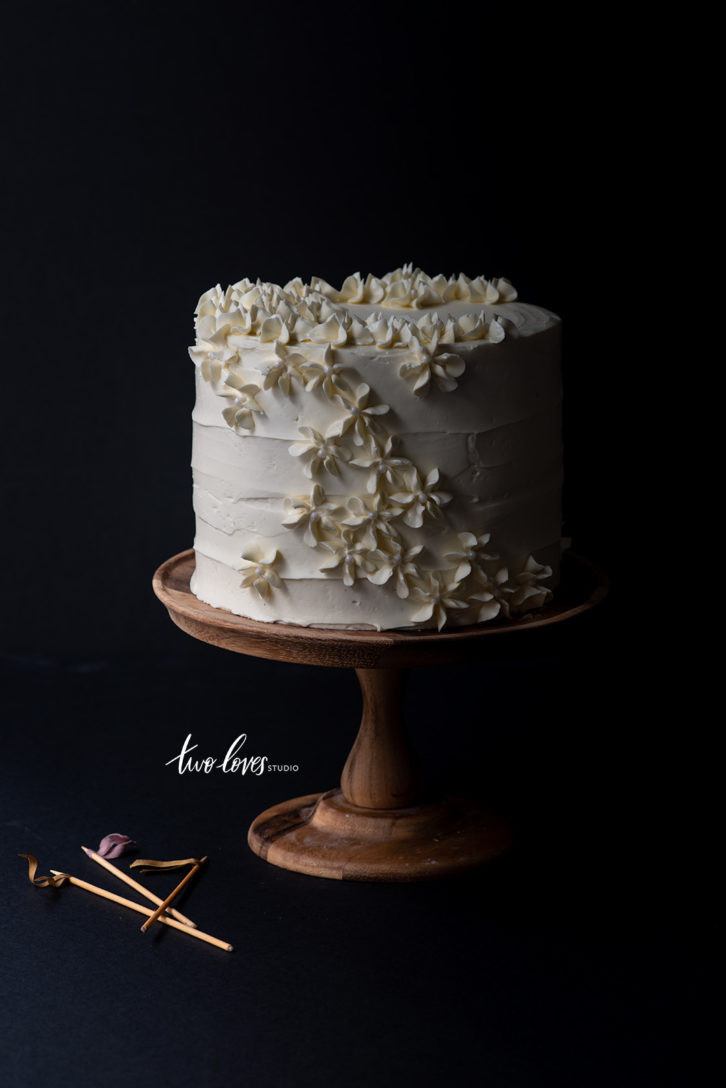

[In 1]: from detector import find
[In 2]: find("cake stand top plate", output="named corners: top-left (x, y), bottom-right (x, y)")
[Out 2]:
top-left (152, 550), bottom-right (607, 669)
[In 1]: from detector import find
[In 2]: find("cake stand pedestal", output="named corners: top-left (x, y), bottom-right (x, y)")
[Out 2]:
top-left (153, 550), bottom-right (607, 882)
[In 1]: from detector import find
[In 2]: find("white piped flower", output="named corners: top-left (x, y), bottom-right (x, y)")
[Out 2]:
top-left (220, 378), bottom-right (264, 434)
top-left (326, 383), bottom-right (390, 447)
top-left (298, 344), bottom-right (351, 400)
top-left (259, 313), bottom-right (291, 344)
top-left (443, 532), bottom-right (499, 582)
top-left (469, 567), bottom-right (513, 622)
top-left (399, 330), bottom-right (466, 396)
top-left (318, 529), bottom-right (374, 587)
top-left (470, 555), bottom-right (553, 621)
top-left (456, 313), bottom-right (506, 343)
top-left (288, 427), bottom-right (351, 479)
top-left (367, 541), bottom-right (423, 599)
top-left (308, 313), bottom-right (350, 346)
top-left (337, 272), bottom-right (367, 303)
top-left (389, 468), bottom-right (452, 528)
top-left (508, 555), bottom-right (553, 611)
top-left (350, 436), bottom-right (411, 495)
top-left (367, 314), bottom-right (397, 347)
top-left (238, 550), bottom-right (282, 600)
top-left (282, 484), bottom-right (341, 547)
top-left (262, 342), bottom-right (305, 394)
top-left (409, 571), bottom-right (468, 631)
top-left (342, 493), bottom-right (402, 550)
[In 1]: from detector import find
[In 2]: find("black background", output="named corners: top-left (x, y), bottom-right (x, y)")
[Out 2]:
top-left (0, 4), bottom-right (712, 1087)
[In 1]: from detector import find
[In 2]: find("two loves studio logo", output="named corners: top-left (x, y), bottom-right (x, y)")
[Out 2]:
top-left (165, 734), bottom-right (299, 776)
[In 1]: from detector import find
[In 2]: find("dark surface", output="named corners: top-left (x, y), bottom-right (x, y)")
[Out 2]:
top-left (1, 4), bottom-right (704, 1086)
top-left (0, 3), bottom-right (626, 660)
top-left (1, 600), bottom-right (718, 1087)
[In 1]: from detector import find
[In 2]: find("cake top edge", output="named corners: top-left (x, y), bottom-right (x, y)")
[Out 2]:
top-left (196, 266), bottom-right (518, 315)
top-left (192, 266), bottom-right (559, 352)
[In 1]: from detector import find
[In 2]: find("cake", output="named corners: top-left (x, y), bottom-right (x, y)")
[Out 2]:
top-left (189, 266), bottom-right (562, 630)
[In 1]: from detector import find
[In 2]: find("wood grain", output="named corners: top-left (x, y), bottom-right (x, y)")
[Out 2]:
top-left (154, 548), bottom-right (607, 882)
top-left (152, 550), bottom-right (608, 669)
top-left (341, 669), bottom-right (419, 809)
top-left (247, 790), bottom-right (513, 882)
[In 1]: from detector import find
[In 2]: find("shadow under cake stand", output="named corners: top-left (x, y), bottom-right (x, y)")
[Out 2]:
top-left (153, 550), bottom-right (607, 882)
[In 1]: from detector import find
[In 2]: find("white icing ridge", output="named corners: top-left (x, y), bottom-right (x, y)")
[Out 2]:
top-left (189, 267), bottom-right (563, 630)
top-left (189, 267), bottom-right (517, 362)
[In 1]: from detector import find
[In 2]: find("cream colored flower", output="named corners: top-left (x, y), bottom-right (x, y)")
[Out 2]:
top-left (307, 313), bottom-right (350, 346)
top-left (238, 550), bottom-right (282, 600)
top-left (455, 313), bottom-right (507, 343)
top-left (220, 377), bottom-right (264, 434)
top-left (389, 468), bottom-right (452, 528)
top-left (398, 331), bottom-right (465, 396)
top-left (282, 484), bottom-right (342, 547)
top-left (298, 344), bottom-right (351, 400)
top-left (262, 342), bottom-right (305, 394)
top-left (319, 529), bottom-right (374, 587)
top-left (326, 383), bottom-right (390, 447)
top-left (470, 555), bottom-right (553, 621)
top-left (288, 426), bottom-right (351, 479)
top-left (258, 313), bottom-right (292, 344)
top-left (367, 541), bottom-right (423, 599)
top-left (409, 571), bottom-right (468, 630)
top-left (508, 555), bottom-right (553, 612)
top-left (469, 567), bottom-right (513, 622)
top-left (350, 436), bottom-right (411, 495)
top-left (342, 493), bottom-right (402, 550)
top-left (190, 310), bottom-right (255, 383)
top-left (443, 532), bottom-right (499, 582)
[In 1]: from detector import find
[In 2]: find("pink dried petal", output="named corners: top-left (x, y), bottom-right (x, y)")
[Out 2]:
top-left (97, 833), bottom-right (136, 858)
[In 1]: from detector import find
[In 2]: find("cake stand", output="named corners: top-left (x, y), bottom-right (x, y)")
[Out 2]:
top-left (153, 550), bottom-right (607, 882)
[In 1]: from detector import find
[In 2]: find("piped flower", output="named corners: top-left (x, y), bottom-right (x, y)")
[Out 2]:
top-left (469, 567), bottom-right (514, 622)
top-left (443, 532), bottom-right (499, 581)
top-left (366, 541), bottom-right (423, 599)
top-left (288, 426), bottom-right (351, 479)
top-left (220, 374), bottom-right (264, 433)
top-left (389, 468), bottom-right (452, 528)
top-left (342, 493), bottom-right (402, 550)
top-left (408, 571), bottom-right (468, 630)
top-left (326, 383), bottom-right (390, 447)
top-left (282, 484), bottom-right (341, 547)
top-left (508, 555), bottom-right (553, 611)
top-left (318, 529), bottom-right (374, 586)
top-left (398, 330), bottom-right (466, 396)
top-left (262, 342), bottom-right (305, 394)
top-left (238, 550), bottom-right (282, 599)
top-left (469, 555), bottom-right (553, 620)
top-left (350, 436), bottom-right (411, 495)
top-left (298, 344), bottom-right (351, 400)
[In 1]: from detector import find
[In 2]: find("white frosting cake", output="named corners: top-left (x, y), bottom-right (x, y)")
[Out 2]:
top-left (189, 266), bottom-right (562, 630)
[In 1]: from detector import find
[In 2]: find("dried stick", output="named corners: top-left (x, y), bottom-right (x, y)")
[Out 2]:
top-left (50, 870), bottom-right (232, 952)
top-left (140, 856), bottom-right (207, 934)
top-left (82, 847), bottom-right (196, 928)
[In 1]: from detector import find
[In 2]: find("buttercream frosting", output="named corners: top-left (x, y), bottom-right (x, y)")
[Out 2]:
top-left (189, 267), bottom-right (562, 630)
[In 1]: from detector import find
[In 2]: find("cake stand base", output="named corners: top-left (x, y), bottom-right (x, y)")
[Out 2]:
top-left (248, 789), bottom-right (512, 882)
top-left (154, 550), bottom-right (607, 883)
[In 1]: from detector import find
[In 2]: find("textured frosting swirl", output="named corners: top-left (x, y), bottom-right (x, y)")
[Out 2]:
top-left (189, 266), bottom-right (516, 363)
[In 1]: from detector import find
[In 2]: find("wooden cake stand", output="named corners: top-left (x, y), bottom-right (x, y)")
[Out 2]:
top-left (153, 550), bottom-right (607, 882)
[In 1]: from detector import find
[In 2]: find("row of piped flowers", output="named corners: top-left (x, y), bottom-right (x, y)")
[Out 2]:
top-left (192, 270), bottom-right (512, 351)
top-left (198, 266), bottom-right (518, 317)
top-left (238, 539), bottom-right (552, 630)
top-left (204, 335), bottom-right (469, 449)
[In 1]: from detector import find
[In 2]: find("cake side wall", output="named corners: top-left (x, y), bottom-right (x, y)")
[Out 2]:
top-left (189, 318), bottom-right (562, 630)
